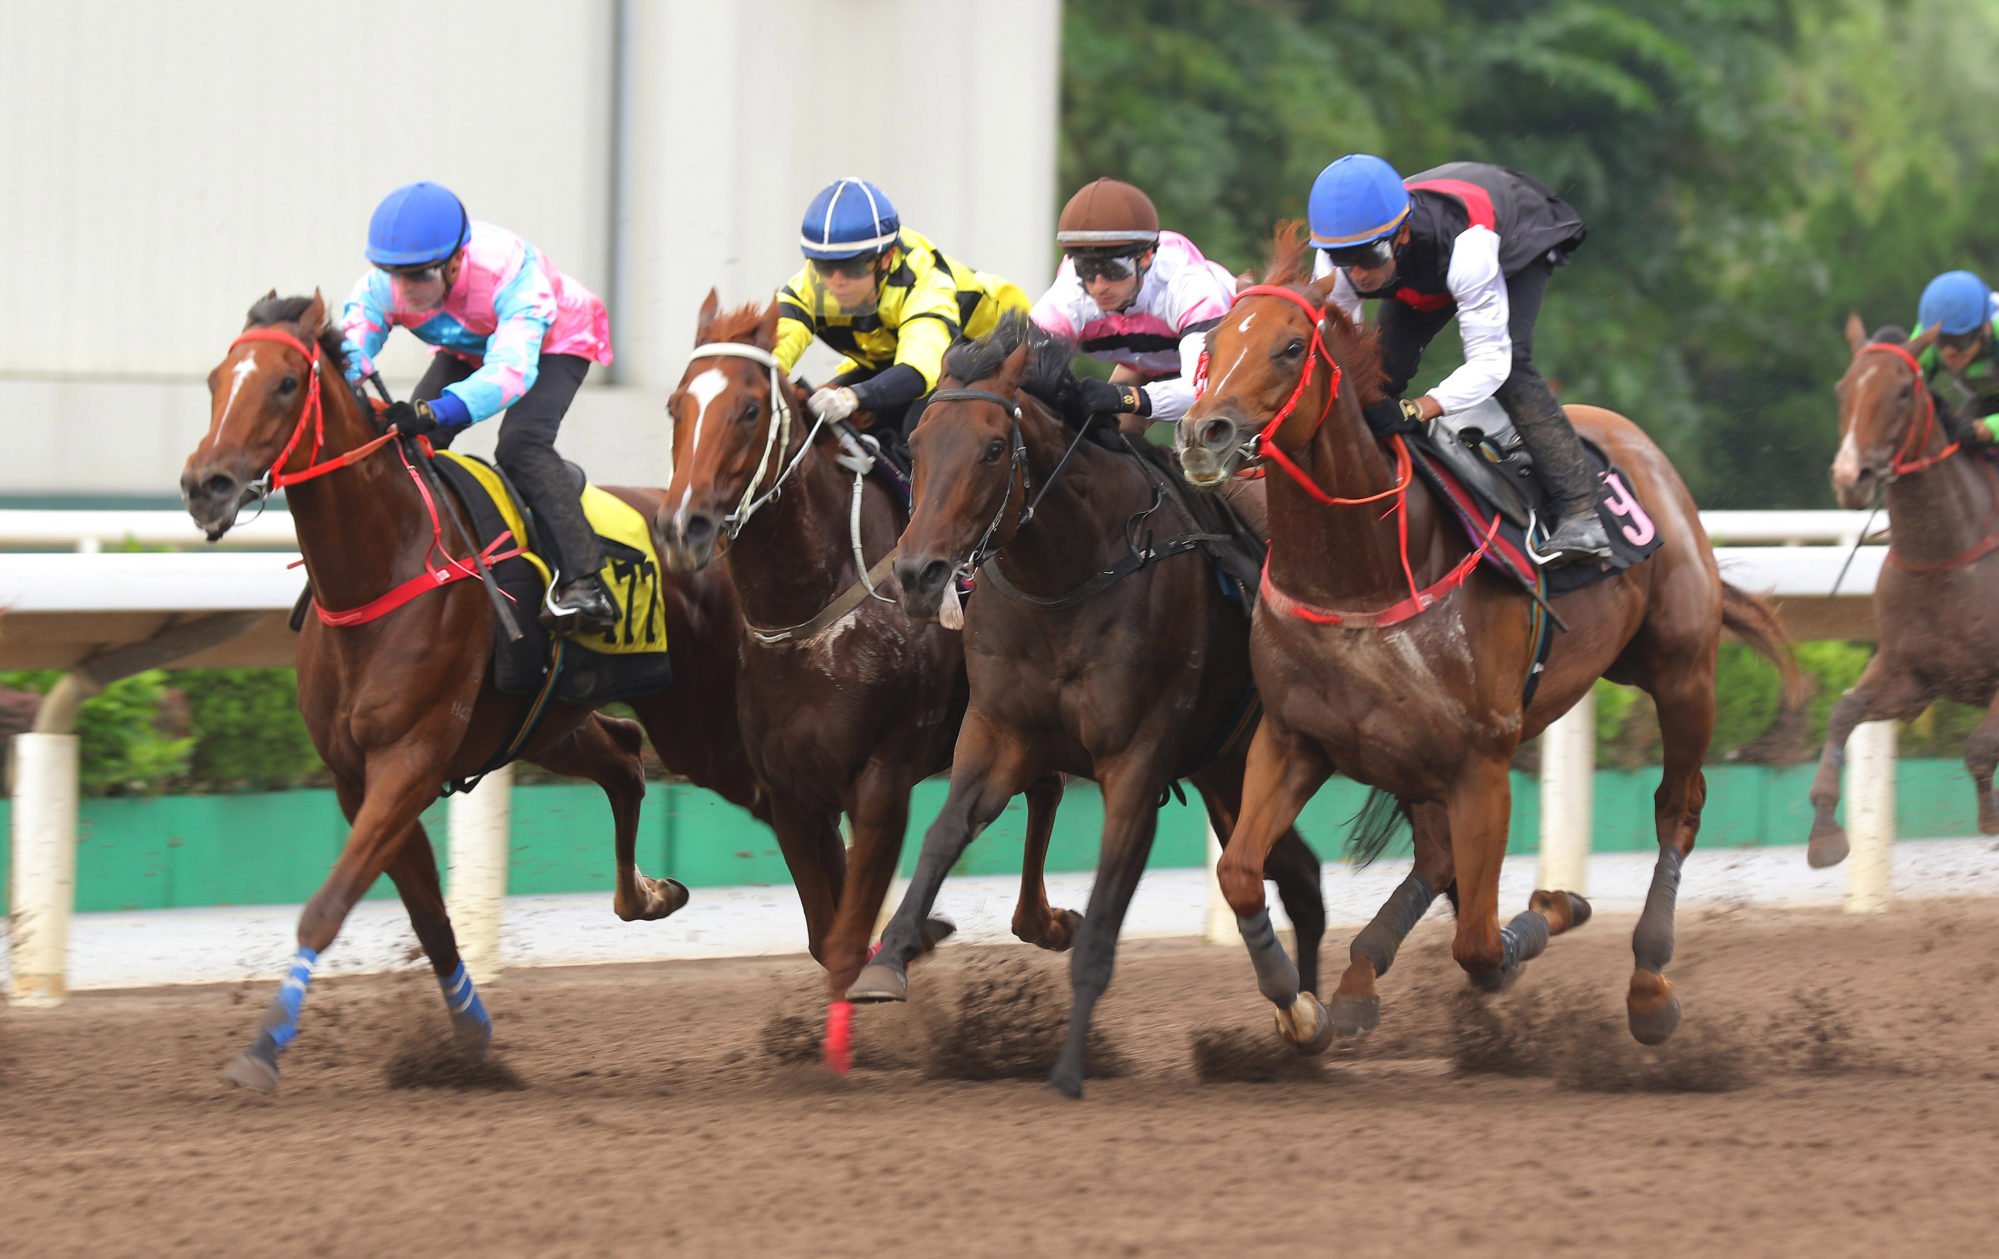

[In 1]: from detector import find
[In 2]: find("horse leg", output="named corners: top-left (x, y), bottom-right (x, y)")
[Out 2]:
top-left (223, 761), bottom-right (445, 1094)
top-left (1327, 802), bottom-right (1453, 1037)
top-left (1807, 658), bottom-right (1930, 867)
top-left (853, 723), bottom-right (1034, 1000)
top-left (1965, 691), bottom-right (1999, 835)
top-left (1447, 756), bottom-right (1561, 993)
top-left (1047, 764), bottom-right (1164, 1099)
top-left (765, 793), bottom-right (846, 967)
top-left (1011, 773), bottom-right (1083, 951)
top-left (820, 765), bottom-right (921, 1073)
top-left (1217, 723), bottom-right (1334, 1052)
top-left (380, 820), bottom-right (492, 1062)
top-left (1192, 769), bottom-right (1327, 1002)
top-left (1625, 662), bottom-right (1716, 1046)
top-left (532, 713), bottom-right (686, 922)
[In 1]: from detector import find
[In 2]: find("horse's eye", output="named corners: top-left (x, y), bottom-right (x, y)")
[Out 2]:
top-left (1279, 339), bottom-right (1305, 359)
top-left (737, 399), bottom-right (759, 423)
top-left (983, 436), bottom-right (1006, 463)
top-left (276, 376), bottom-right (298, 396)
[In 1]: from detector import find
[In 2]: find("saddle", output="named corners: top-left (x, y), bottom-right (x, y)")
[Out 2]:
top-left (1406, 399), bottom-right (1664, 599)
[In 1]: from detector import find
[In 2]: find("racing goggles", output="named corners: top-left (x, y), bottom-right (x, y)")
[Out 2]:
top-left (1319, 236), bottom-right (1398, 272)
top-left (810, 255), bottom-right (880, 281)
top-left (1069, 250), bottom-right (1143, 283)
top-left (1938, 326), bottom-right (1987, 353)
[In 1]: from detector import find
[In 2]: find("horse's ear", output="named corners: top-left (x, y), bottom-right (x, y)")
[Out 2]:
top-left (695, 288), bottom-right (720, 345)
top-left (998, 338), bottom-right (1032, 391)
top-left (755, 299), bottom-right (780, 350)
top-left (1306, 273), bottom-right (1339, 304)
top-left (262, 287), bottom-right (280, 303)
top-left (300, 290), bottom-right (327, 337)
top-left (1911, 324), bottom-right (1939, 354)
top-left (1845, 311), bottom-right (1869, 353)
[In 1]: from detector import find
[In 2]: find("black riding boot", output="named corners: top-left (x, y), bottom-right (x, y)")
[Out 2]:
top-left (502, 448), bottom-right (613, 633)
top-left (1496, 371), bottom-right (1611, 566)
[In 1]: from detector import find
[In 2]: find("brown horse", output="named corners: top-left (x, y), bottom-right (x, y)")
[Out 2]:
top-left (1177, 227), bottom-right (1801, 1047)
top-left (845, 316), bottom-right (1329, 1098)
top-left (1812, 316), bottom-right (1999, 864)
top-left (182, 292), bottom-right (762, 1094)
top-left (652, 295), bottom-right (1069, 1069)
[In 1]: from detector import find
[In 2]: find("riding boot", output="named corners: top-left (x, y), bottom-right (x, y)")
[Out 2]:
top-left (1498, 372), bottom-right (1611, 566)
top-left (503, 447), bottom-right (613, 633)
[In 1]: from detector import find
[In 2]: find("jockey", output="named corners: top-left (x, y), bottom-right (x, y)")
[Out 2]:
top-left (776, 178), bottom-right (1028, 439)
top-left (338, 181), bottom-right (617, 630)
top-left (1913, 269), bottom-right (1999, 445)
top-left (1030, 178), bottom-right (1238, 437)
top-left (1308, 155), bottom-right (1608, 566)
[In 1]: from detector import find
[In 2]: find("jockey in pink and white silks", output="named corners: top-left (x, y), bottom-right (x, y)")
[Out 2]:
top-left (1030, 178), bottom-right (1238, 431)
top-left (338, 180), bottom-right (617, 628)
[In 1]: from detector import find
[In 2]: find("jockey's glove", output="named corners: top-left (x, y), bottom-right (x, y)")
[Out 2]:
top-left (384, 399), bottom-right (439, 437)
top-left (1362, 396), bottom-right (1424, 437)
top-left (808, 386), bottom-right (859, 423)
top-left (1078, 376), bottom-right (1149, 417)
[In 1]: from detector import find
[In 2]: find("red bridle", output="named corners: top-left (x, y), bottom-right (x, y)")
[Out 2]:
top-left (227, 327), bottom-right (397, 490)
top-left (1857, 340), bottom-right (1958, 476)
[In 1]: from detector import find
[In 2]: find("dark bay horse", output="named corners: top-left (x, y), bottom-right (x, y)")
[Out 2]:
top-left (1812, 315), bottom-right (1999, 864)
top-left (652, 295), bottom-right (1068, 1070)
top-left (1177, 227), bottom-right (1801, 1047)
top-left (182, 292), bottom-right (762, 1093)
top-left (846, 317), bottom-right (1329, 1098)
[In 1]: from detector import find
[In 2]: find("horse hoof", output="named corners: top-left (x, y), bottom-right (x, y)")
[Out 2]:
top-left (1273, 992), bottom-right (1334, 1055)
top-left (451, 1013), bottom-right (493, 1063)
top-left (1980, 796), bottom-right (1999, 836)
top-left (223, 1049), bottom-right (281, 1096)
top-left (919, 915), bottom-right (958, 952)
top-left (1043, 1073), bottom-right (1084, 1100)
top-left (846, 960), bottom-right (909, 1004)
top-left (1466, 964), bottom-right (1520, 995)
top-left (615, 875), bottom-right (690, 922)
top-left (1629, 990), bottom-right (1683, 1046)
top-left (1021, 908), bottom-right (1083, 953)
top-left (1807, 825), bottom-right (1849, 869)
top-left (1327, 993), bottom-right (1380, 1038)
top-left (1564, 892), bottom-right (1592, 928)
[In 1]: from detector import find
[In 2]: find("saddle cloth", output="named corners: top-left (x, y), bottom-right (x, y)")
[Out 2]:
top-left (430, 451), bottom-right (673, 706)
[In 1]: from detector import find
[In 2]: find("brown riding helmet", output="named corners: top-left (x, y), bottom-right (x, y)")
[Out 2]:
top-left (1056, 178), bottom-right (1161, 251)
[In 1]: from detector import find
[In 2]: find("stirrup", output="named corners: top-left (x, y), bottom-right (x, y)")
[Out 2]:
top-left (542, 574), bottom-right (616, 633)
top-left (1531, 511), bottom-right (1613, 567)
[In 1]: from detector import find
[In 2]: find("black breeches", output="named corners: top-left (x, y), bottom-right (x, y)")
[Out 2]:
top-left (414, 352), bottom-right (603, 577)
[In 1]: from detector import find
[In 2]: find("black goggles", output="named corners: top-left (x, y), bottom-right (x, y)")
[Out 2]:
top-left (383, 263), bottom-right (447, 283)
top-left (1319, 237), bottom-right (1397, 271)
top-left (810, 255), bottom-right (880, 281)
top-left (1939, 327), bottom-right (1987, 352)
top-left (1069, 251), bottom-right (1142, 282)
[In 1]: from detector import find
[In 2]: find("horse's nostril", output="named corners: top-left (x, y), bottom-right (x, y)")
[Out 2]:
top-left (684, 515), bottom-right (715, 543)
top-left (1201, 420), bottom-right (1234, 449)
top-left (202, 474), bottom-right (237, 499)
top-left (918, 560), bottom-right (950, 592)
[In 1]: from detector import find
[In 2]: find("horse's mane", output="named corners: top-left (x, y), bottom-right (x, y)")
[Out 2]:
top-left (1869, 324), bottom-right (1910, 345)
top-left (942, 311), bottom-right (1120, 450)
top-left (705, 300), bottom-right (773, 346)
top-left (1261, 220), bottom-right (1389, 407)
top-left (246, 294), bottom-right (350, 374)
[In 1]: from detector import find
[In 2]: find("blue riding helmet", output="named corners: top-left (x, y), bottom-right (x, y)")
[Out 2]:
top-left (365, 181), bottom-right (472, 268)
top-left (1918, 270), bottom-right (1994, 337)
top-left (800, 178), bottom-right (901, 261)
top-left (1308, 154), bottom-right (1411, 251)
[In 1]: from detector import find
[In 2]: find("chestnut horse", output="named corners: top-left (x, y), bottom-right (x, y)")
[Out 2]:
top-left (1178, 228), bottom-right (1801, 1047)
top-left (1812, 316), bottom-right (1999, 864)
top-left (183, 293), bottom-right (762, 1094)
top-left (847, 316), bottom-right (1329, 1098)
top-left (653, 295), bottom-right (1068, 1070)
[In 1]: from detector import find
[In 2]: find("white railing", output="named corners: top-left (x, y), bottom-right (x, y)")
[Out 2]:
top-left (5, 509), bottom-right (1903, 1001)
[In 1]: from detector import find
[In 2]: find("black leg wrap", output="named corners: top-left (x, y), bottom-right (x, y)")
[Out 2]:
top-left (1238, 908), bottom-right (1300, 1007)
top-left (1499, 908), bottom-right (1552, 971)
top-left (1632, 846), bottom-right (1685, 973)
top-left (1350, 872), bottom-right (1436, 979)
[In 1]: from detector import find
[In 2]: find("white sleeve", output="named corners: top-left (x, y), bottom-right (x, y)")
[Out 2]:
top-left (1030, 267), bottom-right (1086, 344)
top-left (1141, 327), bottom-right (1208, 422)
top-left (1428, 228), bottom-right (1512, 414)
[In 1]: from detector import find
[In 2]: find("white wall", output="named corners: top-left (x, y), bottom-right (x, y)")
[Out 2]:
top-left (0, 0), bottom-right (1060, 498)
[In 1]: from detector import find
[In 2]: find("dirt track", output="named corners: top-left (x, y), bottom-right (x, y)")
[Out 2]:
top-left (4, 896), bottom-right (1998, 1257)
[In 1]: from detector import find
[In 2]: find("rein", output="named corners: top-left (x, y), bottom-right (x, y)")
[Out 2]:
top-left (1214, 285), bottom-right (1489, 625)
top-left (1857, 341), bottom-right (1999, 572)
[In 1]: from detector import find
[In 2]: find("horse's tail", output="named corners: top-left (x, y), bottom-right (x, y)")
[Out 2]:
top-left (1722, 580), bottom-right (1812, 733)
top-left (1344, 786), bottom-right (1412, 869)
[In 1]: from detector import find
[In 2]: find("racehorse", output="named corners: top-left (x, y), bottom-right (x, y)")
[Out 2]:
top-left (847, 316), bottom-right (1329, 1098)
top-left (1177, 226), bottom-right (1802, 1047)
top-left (1812, 315), bottom-right (1999, 864)
top-left (652, 295), bottom-right (1068, 1070)
top-left (182, 292), bottom-right (763, 1093)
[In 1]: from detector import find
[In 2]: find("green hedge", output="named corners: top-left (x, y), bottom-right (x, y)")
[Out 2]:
top-left (0, 646), bottom-right (1983, 797)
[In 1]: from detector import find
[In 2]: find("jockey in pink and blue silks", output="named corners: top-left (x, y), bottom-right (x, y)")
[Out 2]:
top-left (338, 181), bottom-right (617, 629)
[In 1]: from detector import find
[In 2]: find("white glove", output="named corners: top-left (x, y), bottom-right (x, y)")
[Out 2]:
top-left (809, 386), bottom-right (859, 422)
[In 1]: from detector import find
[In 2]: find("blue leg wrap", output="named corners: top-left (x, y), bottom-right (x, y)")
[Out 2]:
top-left (440, 962), bottom-right (491, 1033)
top-left (1237, 908), bottom-right (1301, 1007)
top-left (259, 947), bottom-right (319, 1051)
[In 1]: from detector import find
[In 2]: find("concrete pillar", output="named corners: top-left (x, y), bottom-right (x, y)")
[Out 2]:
top-left (447, 764), bottom-right (513, 984)
top-left (1844, 720), bottom-right (1896, 914)
top-left (1538, 687), bottom-right (1596, 895)
top-left (9, 733), bottom-right (80, 1007)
